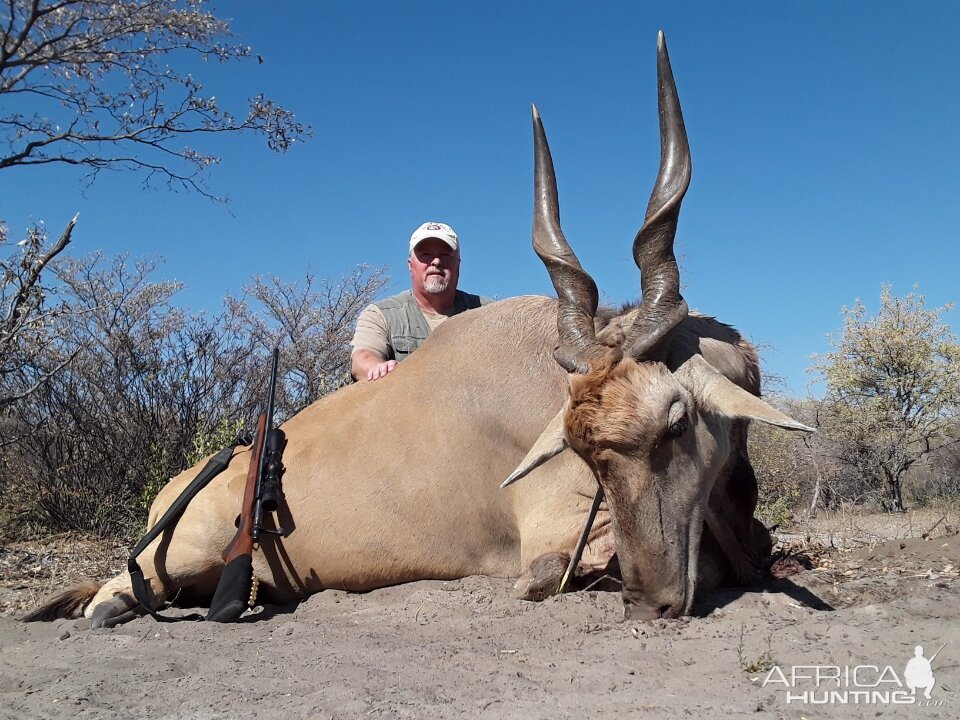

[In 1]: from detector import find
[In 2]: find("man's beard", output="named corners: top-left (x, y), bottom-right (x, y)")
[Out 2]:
top-left (423, 274), bottom-right (449, 294)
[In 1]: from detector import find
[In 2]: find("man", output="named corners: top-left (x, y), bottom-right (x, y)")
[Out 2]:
top-left (350, 221), bottom-right (491, 381)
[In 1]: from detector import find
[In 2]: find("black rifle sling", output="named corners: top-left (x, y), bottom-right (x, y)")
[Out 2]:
top-left (127, 443), bottom-right (242, 622)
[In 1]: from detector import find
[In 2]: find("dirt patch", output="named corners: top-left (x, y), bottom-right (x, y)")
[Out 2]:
top-left (1, 521), bottom-right (958, 719)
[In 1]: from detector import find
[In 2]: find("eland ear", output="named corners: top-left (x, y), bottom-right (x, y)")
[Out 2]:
top-left (501, 402), bottom-right (570, 488)
top-left (675, 354), bottom-right (815, 432)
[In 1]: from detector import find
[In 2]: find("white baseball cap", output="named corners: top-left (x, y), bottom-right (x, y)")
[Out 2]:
top-left (409, 221), bottom-right (459, 254)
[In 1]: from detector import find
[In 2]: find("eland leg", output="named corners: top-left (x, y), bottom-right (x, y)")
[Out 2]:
top-left (512, 552), bottom-right (571, 601)
top-left (87, 573), bottom-right (159, 628)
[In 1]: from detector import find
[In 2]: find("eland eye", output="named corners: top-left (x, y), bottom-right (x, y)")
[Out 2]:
top-left (666, 415), bottom-right (689, 438)
top-left (665, 401), bottom-right (689, 438)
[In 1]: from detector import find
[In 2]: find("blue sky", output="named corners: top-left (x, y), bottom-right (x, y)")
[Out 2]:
top-left (3, 1), bottom-right (958, 396)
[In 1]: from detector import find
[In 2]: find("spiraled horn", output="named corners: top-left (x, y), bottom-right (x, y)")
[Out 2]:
top-left (626, 31), bottom-right (690, 360)
top-left (531, 104), bottom-right (607, 374)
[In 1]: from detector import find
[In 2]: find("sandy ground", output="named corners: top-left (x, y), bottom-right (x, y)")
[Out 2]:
top-left (0, 517), bottom-right (957, 720)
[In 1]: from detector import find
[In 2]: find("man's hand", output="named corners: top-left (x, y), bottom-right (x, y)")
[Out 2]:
top-left (367, 360), bottom-right (397, 381)
top-left (352, 349), bottom-right (397, 382)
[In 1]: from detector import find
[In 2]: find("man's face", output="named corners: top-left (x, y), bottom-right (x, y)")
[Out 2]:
top-left (409, 238), bottom-right (460, 296)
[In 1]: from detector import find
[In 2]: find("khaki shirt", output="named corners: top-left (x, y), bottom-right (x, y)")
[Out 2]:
top-left (350, 303), bottom-right (453, 359)
top-left (351, 289), bottom-right (490, 361)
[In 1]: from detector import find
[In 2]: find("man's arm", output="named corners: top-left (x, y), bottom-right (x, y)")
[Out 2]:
top-left (351, 349), bottom-right (397, 382)
top-left (350, 305), bottom-right (397, 382)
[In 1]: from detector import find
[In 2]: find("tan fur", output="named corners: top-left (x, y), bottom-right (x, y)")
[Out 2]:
top-left (567, 360), bottom-right (677, 457)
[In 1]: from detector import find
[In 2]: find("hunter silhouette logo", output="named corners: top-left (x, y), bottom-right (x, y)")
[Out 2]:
top-left (762, 642), bottom-right (949, 706)
top-left (904, 644), bottom-right (944, 700)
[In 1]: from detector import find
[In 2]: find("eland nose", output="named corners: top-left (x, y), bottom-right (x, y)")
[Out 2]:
top-left (621, 588), bottom-right (684, 621)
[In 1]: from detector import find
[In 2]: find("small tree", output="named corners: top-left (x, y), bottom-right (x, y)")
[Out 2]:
top-left (0, 0), bottom-right (308, 197)
top-left (0, 1), bottom-right (309, 410)
top-left (811, 285), bottom-right (960, 511)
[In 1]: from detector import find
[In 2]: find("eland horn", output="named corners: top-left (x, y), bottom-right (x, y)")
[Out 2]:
top-left (627, 30), bottom-right (691, 361)
top-left (531, 105), bottom-right (606, 374)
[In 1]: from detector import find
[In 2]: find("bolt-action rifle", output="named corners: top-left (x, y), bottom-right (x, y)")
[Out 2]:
top-left (206, 348), bottom-right (286, 622)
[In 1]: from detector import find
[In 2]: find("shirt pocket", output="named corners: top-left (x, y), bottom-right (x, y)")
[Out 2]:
top-left (391, 335), bottom-right (421, 359)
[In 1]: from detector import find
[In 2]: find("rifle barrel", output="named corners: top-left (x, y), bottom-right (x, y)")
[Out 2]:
top-left (928, 642), bottom-right (947, 663)
top-left (252, 347), bottom-right (282, 542)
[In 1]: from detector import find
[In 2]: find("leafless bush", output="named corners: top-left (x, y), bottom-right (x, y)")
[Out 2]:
top-left (0, 217), bottom-right (82, 417)
top-left (226, 265), bottom-right (389, 418)
top-left (2, 255), bottom-right (240, 537)
top-left (0, 252), bottom-right (388, 540)
top-left (906, 440), bottom-right (960, 507)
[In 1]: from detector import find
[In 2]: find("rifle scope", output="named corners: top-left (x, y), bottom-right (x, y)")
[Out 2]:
top-left (260, 428), bottom-right (286, 513)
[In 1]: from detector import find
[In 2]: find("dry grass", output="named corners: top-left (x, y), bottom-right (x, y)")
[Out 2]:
top-left (0, 532), bottom-right (128, 616)
top-left (776, 504), bottom-right (958, 551)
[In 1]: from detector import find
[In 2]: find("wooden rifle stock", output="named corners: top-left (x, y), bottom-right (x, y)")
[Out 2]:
top-left (207, 347), bottom-right (282, 623)
top-left (223, 413), bottom-right (267, 564)
top-left (206, 413), bottom-right (267, 622)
